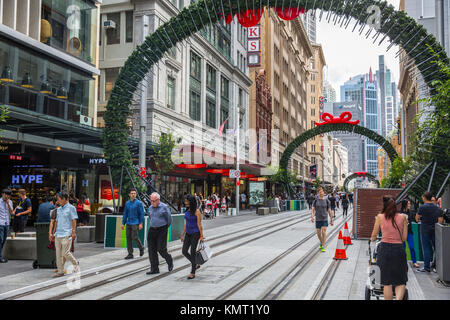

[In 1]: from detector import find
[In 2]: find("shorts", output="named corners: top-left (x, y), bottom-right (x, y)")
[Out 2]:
top-left (315, 220), bottom-right (328, 229)
top-left (13, 216), bottom-right (27, 233)
top-left (331, 205), bottom-right (336, 211)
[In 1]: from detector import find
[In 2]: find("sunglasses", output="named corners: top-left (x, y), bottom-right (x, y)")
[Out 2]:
top-left (150, 199), bottom-right (160, 203)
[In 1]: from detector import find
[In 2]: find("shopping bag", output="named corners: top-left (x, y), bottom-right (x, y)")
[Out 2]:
top-left (195, 241), bottom-right (212, 265)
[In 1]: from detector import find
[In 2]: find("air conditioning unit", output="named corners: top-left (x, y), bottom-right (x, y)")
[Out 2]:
top-left (79, 115), bottom-right (93, 126)
top-left (103, 20), bottom-right (116, 29)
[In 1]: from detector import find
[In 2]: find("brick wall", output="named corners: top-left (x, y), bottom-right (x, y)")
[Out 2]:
top-left (352, 188), bottom-right (403, 239)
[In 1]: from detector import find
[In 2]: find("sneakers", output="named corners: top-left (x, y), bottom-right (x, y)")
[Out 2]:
top-left (124, 254), bottom-right (134, 260)
top-left (146, 270), bottom-right (160, 275)
top-left (321, 246), bottom-right (326, 252)
top-left (417, 268), bottom-right (430, 273)
top-left (73, 261), bottom-right (80, 274)
top-left (168, 259), bottom-right (174, 272)
top-left (0, 258), bottom-right (8, 263)
top-left (139, 248), bottom-right (145, 257)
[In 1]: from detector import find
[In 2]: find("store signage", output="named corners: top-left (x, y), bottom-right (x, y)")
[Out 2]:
top-left (229, 170), bottom-right (241, 179)
top-left (82, 180), bottom-right (89, 187)
top-left (89, 158), bottom-right (106, 164)
top-left (248, 24), bottom-right (261, 67)
top-left (9, 155), bottom-right (23, 160)
top-left (0, 143), bottom-right (21, 153)
top-left (11, 175), bottom-right (43, 184)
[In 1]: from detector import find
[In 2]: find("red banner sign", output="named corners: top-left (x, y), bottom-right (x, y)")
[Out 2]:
top-left (100, 180), bottom-right (119, 200)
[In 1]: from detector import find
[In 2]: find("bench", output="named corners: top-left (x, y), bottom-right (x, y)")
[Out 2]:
top-left (76, 226), bottom-right (95, 243)
top-left (3, 237), bottom-right (37, 260)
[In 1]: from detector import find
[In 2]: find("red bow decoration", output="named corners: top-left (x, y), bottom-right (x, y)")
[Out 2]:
top-left (237, 9), bottom-right (264, 28)
top-left (315, 112), bottom-right (360, 126)
top-left (354, 172), bottom-right (367, 176)
top-left (220, 12), bottom-right (234, 24)
top-left (276, 7), bottom-right (306, 20)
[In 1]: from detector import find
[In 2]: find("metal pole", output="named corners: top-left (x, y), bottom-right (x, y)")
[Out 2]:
top-left (302, 149), bottom-right (305, 196)
top-left (427, 161), bottom-right (437, 192)
top-left (436, 172), bottom-right (450, 199)
top-left (107, 166), bottom-right (117, 213)
top-left (118, 166), bottom-right (124, 212)
top-left (139, 15), bottom-right (149, 171)
top-left (235, 84), bottom-right (240, 215)
top-left (395, 162), bottom-right (433, 204)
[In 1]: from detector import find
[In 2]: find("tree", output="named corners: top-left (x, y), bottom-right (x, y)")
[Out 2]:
top-left (0, 105), bottom-right (9, 136)
top-left (150, 131), bottom-right (181, 188)
top-left (313, 177), bottom-right (322, 190)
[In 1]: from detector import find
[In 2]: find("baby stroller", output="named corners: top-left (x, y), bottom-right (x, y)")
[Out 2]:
top-left (203, 201), bottom-right (214, 220)
top-left (365, 239), bottom-right (409, 300)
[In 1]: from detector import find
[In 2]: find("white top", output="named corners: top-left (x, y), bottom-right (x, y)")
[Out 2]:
top-left (0, 198), bottom-right (13, 226)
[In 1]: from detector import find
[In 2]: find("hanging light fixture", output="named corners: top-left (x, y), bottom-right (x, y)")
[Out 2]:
top-left (21, 72), bottom-right (33, 88)
top-left (40, 79), bottom-right (51, 94)
top-left (1, 66), bottom-right (13, 82)
top-left (57, 85), bottom-right (68, 99)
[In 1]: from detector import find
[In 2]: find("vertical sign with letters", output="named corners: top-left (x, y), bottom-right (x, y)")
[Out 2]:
top-left (247, 25), bottom-right (261, 67)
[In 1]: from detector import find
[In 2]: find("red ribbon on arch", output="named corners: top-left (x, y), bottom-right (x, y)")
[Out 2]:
top-left (237, 9), bottom-right (264, 28)
top-left (275, 7), bottom-right (306, 20)
top-left (314, 112), bottom-right (360, 126)
top-left (220, 12), bottom-right (234, 25)
top-left (354, 172), bottom-right (367, 177)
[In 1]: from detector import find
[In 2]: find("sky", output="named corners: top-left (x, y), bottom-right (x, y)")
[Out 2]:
top-left (315, 0), bottom-right (401, 101)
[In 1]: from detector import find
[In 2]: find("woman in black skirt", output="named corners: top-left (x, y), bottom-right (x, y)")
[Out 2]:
top-left (371, 197), bottom-right (408, 300)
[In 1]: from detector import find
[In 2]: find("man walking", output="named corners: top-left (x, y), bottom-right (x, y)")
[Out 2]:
top-left (311, 188), bottom-right (334, 252)
top-left (51, 192), bottom-right (79, 278)
top-left (146, 192), bottom-right (173, 275)
top-left (0, 189), bottom-right (14, 263)
top-left (415, 191), bottom-right (443, 273)
top-left (307, 193), bottom-right (314, 210)
top-left (122, 188), bottom-right (145, 260)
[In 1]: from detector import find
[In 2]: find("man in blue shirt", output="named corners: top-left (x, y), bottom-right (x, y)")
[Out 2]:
top-left (122, 188), bottom-right (145, 260)
top-left (146, 192), bottom-right (173, 275)
top-left (37, 196), bottom-right (56, 223)
top-left (51, 192), bottom-right (79, 278)
top-left (12, 189), bottom-right (32, 237)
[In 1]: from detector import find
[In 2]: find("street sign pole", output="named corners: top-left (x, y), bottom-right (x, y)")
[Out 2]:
top-left (235, 90), bottom-right (240, 215)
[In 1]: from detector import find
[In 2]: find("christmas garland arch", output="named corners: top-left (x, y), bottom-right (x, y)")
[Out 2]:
top-left (103, 0), bottom-right (449, 186)
top-left (343, 172), bottom-right (380, 193)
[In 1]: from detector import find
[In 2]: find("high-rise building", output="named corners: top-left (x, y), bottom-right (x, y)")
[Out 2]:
top-left (300, 10), bottom-right (317, 44)
top-left (340, 69), bottom-right (379, 176)
top-left (375, 56), bottom-right (397, 138)
top-left (254, 8), bottom-right (313, 195)
top-left (323, 80), bottom-right (337, 103)
top-left (398, 0), bottom-right (450, 157)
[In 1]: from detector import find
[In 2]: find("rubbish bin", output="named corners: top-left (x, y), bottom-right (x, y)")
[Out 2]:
top-left (33, 222), bottom-right (56, 269)
top-left (96, 213), bottom-right (113, 243)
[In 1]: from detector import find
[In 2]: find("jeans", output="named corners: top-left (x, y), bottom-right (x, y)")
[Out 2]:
top-left (182, 232), bottom-right (201, 274)
top-left (420, 228), bottom-right (435, 270)
top-left (148, 225), bottom-right (173, 272)
top-left (343, 206), bottom-right (348, 216)
top-left (0, 225), bottom-right (9, 259)
top-left (126, 224), bottom-right (143, 255)
top-left (404, 233), bottom-right (417, 264)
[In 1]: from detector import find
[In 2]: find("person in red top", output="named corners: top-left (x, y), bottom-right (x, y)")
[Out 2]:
top-left (76, 194), bottom-right (90, 226)
top-left (371, 197), bottom-right (408, 300)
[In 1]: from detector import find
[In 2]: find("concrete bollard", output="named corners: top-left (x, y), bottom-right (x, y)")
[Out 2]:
top-left (3, 237), bottom-right (37, 260)
top-left (270, 207), bottom-right (278, 214)
top-left (76, 226), bottom-right (95, 243)
top-left (257, 207), bottom-right (269, 215)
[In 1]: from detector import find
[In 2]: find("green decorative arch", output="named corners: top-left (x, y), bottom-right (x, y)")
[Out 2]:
top-left (103, 0), bottom-right (450, 183)
top-left (343, 172), bottom-right (380, 192)
top-left (279, 122), bottom-right (398, 195)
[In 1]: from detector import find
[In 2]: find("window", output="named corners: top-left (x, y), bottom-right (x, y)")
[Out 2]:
top-left (206, 64), bottom-right (216, 91)
top-left (274, 72), bottom-right (280, 89)
top-left (167, 76), bottom-right (175, 109)
top-left (178, 0), bottom-right (184, 9)
top-left (311, 96), bottom-right (315, 104)
top-left (206, 100), bottom-right (216, 128)
top-left (311, 84), bottom-right (315, 93)
top-left (125, 11), bottom-right (133, 43)
top-left (190, 51), bottom-right (201, 80)
top-left (238, 88), bottom-right (243, 107)
top-left (105, 67), bottom-right (120, 101)
top-left (310, 73), bottom-right (316, 81)
top-left (189, 90), bottom-right (201, 121)
top-left (167, 46), bottom-right (176, 59)
top-left (220, 107), bottom-right (229, 130)
top-left (310, 60), bottom-right (315, 69)
top-left (106, 12), bottom-right (121, 45)
top-left (221, 76), bottom-right (229, 99)
top-left (274, 99), bottom-right (280, 116)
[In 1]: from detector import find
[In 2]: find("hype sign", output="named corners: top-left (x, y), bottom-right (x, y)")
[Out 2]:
top-left (12, 175), bottom-right (43, 184)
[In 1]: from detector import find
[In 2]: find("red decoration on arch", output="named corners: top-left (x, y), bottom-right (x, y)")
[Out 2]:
top-left (220, 12), bottom-right (234, 24)
top-left (275, 7), bottom-right (306, 20)
top-left (315, 112), bottom-right (360, 126)
top-left (237, 9), bottom-right (264, 28)
top-left (354, 172), bottom-right (367, 177)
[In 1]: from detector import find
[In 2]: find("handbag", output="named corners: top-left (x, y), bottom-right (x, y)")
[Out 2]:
top-left (195, 240), bottom-right (212, 265)
top-left (83, 203), bottom-right (91, 213)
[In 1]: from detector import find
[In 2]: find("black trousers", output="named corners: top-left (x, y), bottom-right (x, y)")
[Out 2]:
top-left (147, 225), bottom-right (173, 272)
top-left (126, 224), bottom-right (143, 255)
top-left (182, 232), bottom-right (201, 274)
top-left (343, 206), bottom-right (348, 216)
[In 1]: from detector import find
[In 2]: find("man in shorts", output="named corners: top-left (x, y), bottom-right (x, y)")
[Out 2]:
top-left (328, 193), bottom-right (337, 218)
top-left (311, 188), bottom-right (334, 252)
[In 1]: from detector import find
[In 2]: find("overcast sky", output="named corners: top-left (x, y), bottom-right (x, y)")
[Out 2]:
top-left (315, 0), bottom-right (401, 101)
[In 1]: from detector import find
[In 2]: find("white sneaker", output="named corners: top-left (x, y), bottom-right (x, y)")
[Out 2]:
top-left (73, 261), bottom-right (80, 273)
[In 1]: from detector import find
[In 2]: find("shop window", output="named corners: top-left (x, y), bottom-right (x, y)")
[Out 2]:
top-left (125, 11), bottom-right (133, 43)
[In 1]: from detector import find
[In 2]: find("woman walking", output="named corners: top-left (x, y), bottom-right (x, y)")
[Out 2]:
top-left (181, 195), bottom-right (204, 280)
top-left (341, 194), bottom-right (349, 217)
top-left (370, 197), bottom-right (408, 300)
top-left (401, 199), bottom-right (420, 268)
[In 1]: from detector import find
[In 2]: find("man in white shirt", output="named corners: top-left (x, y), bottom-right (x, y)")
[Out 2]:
top-left (240, 193), bottom-right (247, 210)
top-left (0, 189), bottom-right (14, 263)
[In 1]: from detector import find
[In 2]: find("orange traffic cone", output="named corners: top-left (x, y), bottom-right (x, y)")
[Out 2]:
top-left (343, 222), bottom-right (353, 245)
top-left (333, 230), bottom-right (348, 260)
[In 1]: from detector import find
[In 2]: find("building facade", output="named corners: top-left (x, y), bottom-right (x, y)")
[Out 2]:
top-left (0, 0), bottom-right (108, 219)
top-left (323, 80), bottom-right (336, 103)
